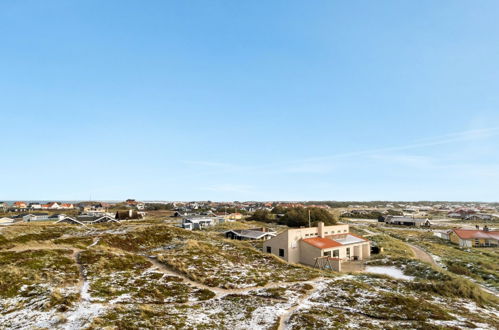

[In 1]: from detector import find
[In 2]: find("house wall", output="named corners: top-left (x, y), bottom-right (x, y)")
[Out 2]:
top-left (320, 242), bottom-right (370, 261)
top-left (263, 231), bottom-right (290, 261)
top-left (299, 241), bottom-right (370, 267)
top-left (461, 239), bottom-right (472, 247)
top-left (362, 243), bottom-right (370, 258)
top-left (449, 232), bottom-right (461, 245)
top-left (299, 241), bottom-right (321, 266)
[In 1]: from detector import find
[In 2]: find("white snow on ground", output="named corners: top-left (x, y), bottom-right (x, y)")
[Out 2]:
top-left (80, 279), bottom-right (91, 301)
top-left (0, 283), bottom-right (106, 330)
top-left (63, 302), bottom-right (104, 330)
top-left (429, 253), bottom-right (443, 266)
top-left (364, 266), bottom-right (415, 280)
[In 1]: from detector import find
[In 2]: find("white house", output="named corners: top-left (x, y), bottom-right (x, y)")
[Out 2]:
top-left (29, 203), bottom-right (42, 210)
top-left (23, 214), bottom-right (51, 222)
top-left (263, 222), bottom-right (370, 272)
top-left (182, 217), bottom-right (217, 230)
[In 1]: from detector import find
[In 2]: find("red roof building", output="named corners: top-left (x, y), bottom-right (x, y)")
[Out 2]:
top-left (450, 228), bottom-right (499, 247)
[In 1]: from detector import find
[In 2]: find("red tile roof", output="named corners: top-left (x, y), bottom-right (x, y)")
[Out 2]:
top-left (303, 237), bottom-right (342, 249)
top-left (452, 229), bottom-right (499, 240)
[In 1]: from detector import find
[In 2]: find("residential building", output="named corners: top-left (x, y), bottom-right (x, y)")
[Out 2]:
top-left (464, 214), bottom-right (493, 221)
top-left (56, 217), bottom-right (85, 226)
top-left (75, 214), bottom-right (118, 223)
top-left (263, 222), bottom-right (370, 271)
top-left (384, 216), bottom-right (431, 227)
top-left (224, 228), bottom-right (276, 240)
top-left (181, 217), bottom-right (216, 230)
top-left (449, 228), bottom-right (499, 247)
top-left (43, 202), bottom-right (61, 209)
top-left (433, 230), bottom-right (452, 240)
top-left (13, 201), bottom-right (28, 210)
top-left (23, 213), bottom-right (50, 222)
top-left (115, 210), bottom-right (144, 220)
top-left (57, 215), bottom-right (118, 226)
top-left (29, 203), bottom-right (42, 210)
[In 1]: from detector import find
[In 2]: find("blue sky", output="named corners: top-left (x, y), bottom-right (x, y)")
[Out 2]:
top-left (1, 1), bottom-right (498, 202)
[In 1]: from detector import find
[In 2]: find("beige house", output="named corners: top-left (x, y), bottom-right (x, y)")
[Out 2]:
top-left (449, 228), bottom-right (499, 247)
top-left (263, 222), bottom-right (370, 271)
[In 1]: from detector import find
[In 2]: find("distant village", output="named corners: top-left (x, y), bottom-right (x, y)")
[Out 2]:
top-left (1, 200), bottom-right (497, 250)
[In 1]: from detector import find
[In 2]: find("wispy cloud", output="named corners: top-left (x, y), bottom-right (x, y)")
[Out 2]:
top-left (185, 127), bottom-right (499, 175)
top-left (292, 127), bottom-right (499, 164)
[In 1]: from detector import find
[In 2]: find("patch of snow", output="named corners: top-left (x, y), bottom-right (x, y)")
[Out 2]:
top-left (364, 266), bottom-right (415, 281)
top-left (63, 302), bottom-right (105, 330)
top-left (80, 279), bottom-right (91, 301)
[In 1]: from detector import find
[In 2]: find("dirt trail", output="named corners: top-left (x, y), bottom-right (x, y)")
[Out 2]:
top-left (407, 243), bottom-right (438, 267)
top-left (277, 283), bottom-right (318, 330)
top-left (147, 257), bottom-right (227, 296)
top-left (146, 256), bottom-right (311, 298)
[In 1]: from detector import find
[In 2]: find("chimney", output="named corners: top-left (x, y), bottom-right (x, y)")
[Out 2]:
top-left (318, 222), bottom-right (325, 238)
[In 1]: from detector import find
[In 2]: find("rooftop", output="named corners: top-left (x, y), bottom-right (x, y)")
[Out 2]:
top-left (303, 237), bottom-right (343, 249)
top-left (453, 229), bottom-right (499, 240)
top-left (303, 233), bottom-right (367, 249)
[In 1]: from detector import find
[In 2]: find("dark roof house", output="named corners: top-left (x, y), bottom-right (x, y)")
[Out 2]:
top-left (224, 228), bottom-right (276, 240)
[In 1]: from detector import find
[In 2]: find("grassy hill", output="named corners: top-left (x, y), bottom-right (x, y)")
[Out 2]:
top-left (0, 221), bottom-right (497, 329)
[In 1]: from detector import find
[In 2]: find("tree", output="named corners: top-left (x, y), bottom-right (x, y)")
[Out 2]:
top-left (248, 209), bottom-right (273, 222)
top-left (278, 207), bottom-right (336, 227)
top-left (271, 205), bottom-right (287, 214)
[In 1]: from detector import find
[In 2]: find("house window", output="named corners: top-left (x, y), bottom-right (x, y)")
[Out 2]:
top-left (333, 250), bottom-right (339, 257)
top-left (475, 239), bottom-right (480, 246)
top-left (325, 232), bottom-right (329, 235)
top-left (323, 251), bottom-right (331, 257)
top-left (346, 248), bottom-right (351, 258)
top-left (279, 249), bottom-right (285, 257)
top-left (266, 246), bottom-right (271, 253)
